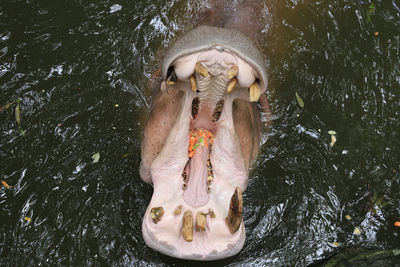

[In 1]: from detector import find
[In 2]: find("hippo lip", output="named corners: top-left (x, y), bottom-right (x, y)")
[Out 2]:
top-left (140, 26), bottom-right (267, 260)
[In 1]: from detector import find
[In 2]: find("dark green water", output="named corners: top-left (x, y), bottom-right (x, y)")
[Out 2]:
top-left (0, 0), bottom-right (399, 266)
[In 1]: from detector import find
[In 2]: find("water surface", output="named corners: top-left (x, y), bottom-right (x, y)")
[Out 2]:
top-left (0, 0), bottom-right (399, 266)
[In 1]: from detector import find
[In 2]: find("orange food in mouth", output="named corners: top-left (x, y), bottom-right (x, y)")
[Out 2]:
top-left (188, 128), bottom-right (214, 158)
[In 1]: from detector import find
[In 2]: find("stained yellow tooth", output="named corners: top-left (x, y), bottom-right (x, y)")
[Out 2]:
top-left (249, 81), bottom-right (261, 102)
top-left (174, 205), bottom-right (183, 216)
top-left (182, 210), bottom-right (193, 242)
top-left (195, 62), bottom-right (208, 77)
top-left (150, 207), bottom-right (164, 224)
top-left (208, 209), bottom-right (216, 218)
top-left (225, 187), bottom-right (243, 234)
top-left (227, 65), bottom-right (238, 79)
top-left (190, 75), bottom-right (197, 92)
top-left (227, 77), bottom-right (238, 94)
top-left (166, 78), bottom-right (175, 85)
top-left (195, 212), bottom-right (207, 232)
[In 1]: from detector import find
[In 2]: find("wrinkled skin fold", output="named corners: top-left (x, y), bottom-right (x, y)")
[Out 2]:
top-left (139, 25), bottom-right (268, 260)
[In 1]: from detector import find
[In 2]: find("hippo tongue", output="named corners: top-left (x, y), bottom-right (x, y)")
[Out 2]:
top-left (183, 145), bottom-right (209, 208)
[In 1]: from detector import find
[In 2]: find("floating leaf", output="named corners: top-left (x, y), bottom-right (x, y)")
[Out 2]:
top-left (345, 215), bottom-right (352, 220)
top-left (15, 99), bottom-right (21, 125)
top-left (330, 135), bottom-right (337, 147)
top-left (353, 227), bottom-right (361, 235)
top-left (328, 130), bottom-right (337, 135)
top-left (24, 217), bottom-right (32, 223)
top-left (369, 3), bottom-right (376, 12)
top-left (92, 152), bottom-right (100, 163)
top-left (367, 3), bottom-right (376, 22)
top-left (122, 153), bottom-right (130, 158)
top-left (0, 101), bottom-right (15, 112)
top-left (1, 180), bottom-right (11, 189)
top-left (19, 129), bottom-right (26, 136)
top-left (332, 242), bottom-right (340, 247)
top-left (295, 92), bottom-right (304, 108)
top-left (394, 221), bottom-right (400, 227)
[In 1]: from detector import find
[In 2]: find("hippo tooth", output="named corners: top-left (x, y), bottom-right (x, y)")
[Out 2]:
top-left (194, 62), bottom-right (208, 78)
top-left (166, 70), bottom-right (177, 85)
top-left (208, 209), bottom-right (216, 218)
top-left (249, 81), bottom-right (260, 102)
top-left (166, 79), bottom-right (176, 86)
top-left (225, 187), bottom-right (243, 234)
top-left (195, 212), bottom-right (207, 232)
top-left (190, 75), bottom-right (197, 92)
top-left (227, 77), bottom-right (238, 94)
top-left (227, 65), bottom-right (238, 80)
top-left (182, 210), bottom-right (193, 242)
top-left (160, 81), bottom-right (167, 92)
top-left (174, 205), bottom-right (183, 216)
top-left (150, 207), bottom-right (164, 224)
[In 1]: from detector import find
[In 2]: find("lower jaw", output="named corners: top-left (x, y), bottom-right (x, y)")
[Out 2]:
top-left (142, 91), bottom-right (247, 260)
top-left (142, 184), bottom-right (246, 260)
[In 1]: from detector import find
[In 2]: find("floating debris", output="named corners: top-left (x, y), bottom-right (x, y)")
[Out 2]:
top-left (110, 4), bottom-right (122, 13)
top-left (92, 152), bottom-right (100, 163)
top-left (330, 135), bottom-right (337, 147)
top-left (19, 129), bottom-right (26, 137)
top-left (328, 130), bottom-right (337, 147)
top-left (367, 3), bottom-right (376, 22)
top-left (24, 217), bottom-right (32, 223)
top-left (1, 180), bottom-right (11, 189)
top-left (295, 92), bottom-right (304, 108)
top-left (0, 100), bottom-right (16, 112)
top-left (353, 227), bottom-right (361, 235)
top-left (332, 242), bottom-right (340, 247)
top-left (394, 221), bottom-right (400, 227)
top-left (345, 215), bottom-right (352, 220)
top-left (122, 153), bottom-right (130, 158)
top-left (374, 31), bottom-right (379, 36)
top-left (115, 104), bottom-right (119, 108)
top-left (15, 99), bottom-right (21, 125)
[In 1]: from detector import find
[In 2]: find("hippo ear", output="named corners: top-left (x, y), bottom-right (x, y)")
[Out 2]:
top-left (162, 26), bottom-right (268, 94)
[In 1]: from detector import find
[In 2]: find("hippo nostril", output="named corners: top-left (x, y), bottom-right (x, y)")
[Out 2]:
top-left (212, 99), bottom-right (224, 122)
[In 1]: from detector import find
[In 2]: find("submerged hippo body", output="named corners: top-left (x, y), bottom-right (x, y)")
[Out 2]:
top-left (139, 2), bottom-right (268, 261)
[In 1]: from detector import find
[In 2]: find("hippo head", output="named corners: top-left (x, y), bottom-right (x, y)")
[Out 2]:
top-left (139, 25), bottom-right (268, 260)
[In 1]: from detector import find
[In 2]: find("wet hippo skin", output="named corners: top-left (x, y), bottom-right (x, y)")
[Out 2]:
top-left (139, 0), bottom-right (269, 261)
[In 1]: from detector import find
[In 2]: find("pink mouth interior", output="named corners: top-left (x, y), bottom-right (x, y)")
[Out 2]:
top-left (183, 144), bottom-right (209, 208)
top-left (184, 105), bottom-right (215, 208)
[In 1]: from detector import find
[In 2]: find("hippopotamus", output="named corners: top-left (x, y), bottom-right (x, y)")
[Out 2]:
top-left (139, 0), bottom-right (269, 261)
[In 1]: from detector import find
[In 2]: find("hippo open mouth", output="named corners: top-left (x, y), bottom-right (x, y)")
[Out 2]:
top-left (139, 26), bottom-right (268, 260)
